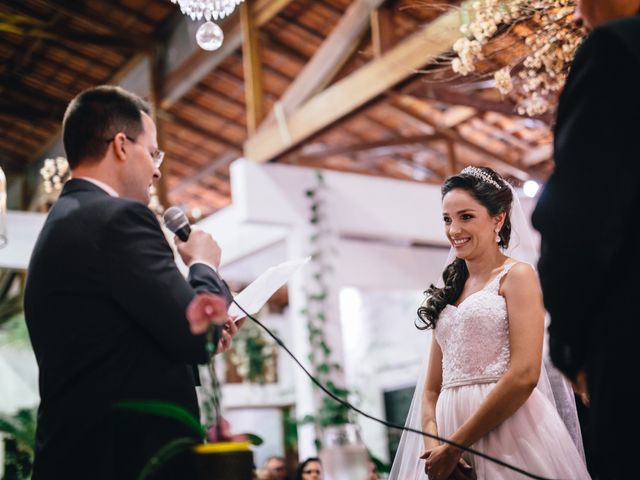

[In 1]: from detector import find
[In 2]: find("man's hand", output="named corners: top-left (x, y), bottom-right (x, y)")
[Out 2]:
top-left (217, 316), bottom-right (247, 353)
top-left (175, 228), bottom-right (221, 268)
top-left (421, 444), bottom-right (462, 480)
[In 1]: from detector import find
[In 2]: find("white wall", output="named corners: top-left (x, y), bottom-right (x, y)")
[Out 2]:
top-left (337, 245), bottom-right (449, 462)
top-left (224, 407), bottom-right (284, 469)
top-left (0, 211), bottom-right (46, 270)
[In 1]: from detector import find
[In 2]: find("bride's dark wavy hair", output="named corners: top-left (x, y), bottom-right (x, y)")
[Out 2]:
top-left (416, 167), bottom-right (513, 330)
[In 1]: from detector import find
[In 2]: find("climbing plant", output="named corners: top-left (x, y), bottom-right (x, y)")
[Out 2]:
top-left (301, 171), bottom-right (351, 431)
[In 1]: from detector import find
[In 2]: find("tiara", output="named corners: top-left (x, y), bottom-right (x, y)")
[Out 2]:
top-left (460, 166), bottom-right (503, 190)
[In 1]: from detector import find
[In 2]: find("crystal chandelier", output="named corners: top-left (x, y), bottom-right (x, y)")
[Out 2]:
top-left (170, 0), bottom-right (243, 21)
top-left (170, 0), bottom-right (245, 51)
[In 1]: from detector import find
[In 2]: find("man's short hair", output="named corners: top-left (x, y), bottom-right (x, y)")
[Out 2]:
top-left (265, 455), bottom-right (285, 465)
top-left (62, 85), bottom-right (151, 169)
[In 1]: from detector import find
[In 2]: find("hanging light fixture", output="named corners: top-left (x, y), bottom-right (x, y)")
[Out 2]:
top-left (170, 0), bottom-right (245, 51)
top-left (0, 165), bottom-right (7, 248)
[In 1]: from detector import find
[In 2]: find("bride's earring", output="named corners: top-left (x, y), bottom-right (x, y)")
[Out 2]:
top-left (495, 229), bottom-right (501, 243)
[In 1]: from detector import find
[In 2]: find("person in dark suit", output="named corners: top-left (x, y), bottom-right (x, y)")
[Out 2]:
top-left (532, 2), bottom-right (640, 478)
top-left (24, 85), bottom-right (237, 479)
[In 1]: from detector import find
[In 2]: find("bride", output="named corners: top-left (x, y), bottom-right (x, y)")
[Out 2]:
top-left (390, 167), bottom-right (589, 480)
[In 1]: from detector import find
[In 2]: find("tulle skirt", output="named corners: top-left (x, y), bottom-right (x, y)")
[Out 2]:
top-left (435, 383), bottom-right (591, 479)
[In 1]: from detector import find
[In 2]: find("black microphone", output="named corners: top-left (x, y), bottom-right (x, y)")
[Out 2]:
top-left (163, 206), bottom-right (191, 241)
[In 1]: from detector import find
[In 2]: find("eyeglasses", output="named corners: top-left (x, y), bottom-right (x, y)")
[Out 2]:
top-left (106, 134), bottom-right (165, 169)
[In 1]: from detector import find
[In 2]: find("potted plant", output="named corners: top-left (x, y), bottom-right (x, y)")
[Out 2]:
top-left (118, 292), bottom-right (261, 480)
top-left (0, 407), bottom-right (36, 480)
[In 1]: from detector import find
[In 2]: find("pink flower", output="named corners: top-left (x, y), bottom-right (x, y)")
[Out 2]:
top-left (207, 417), bottom-right (248, 443)
top-left (186, 293), bottom-right (228, 335)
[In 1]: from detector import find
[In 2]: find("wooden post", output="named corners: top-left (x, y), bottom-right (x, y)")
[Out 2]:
top-left (240, 0), bottom-right (265, 136)
top-left (150, 44), bottom-right (169, 209)
top-left (371, 4), bottom-right (395, 58)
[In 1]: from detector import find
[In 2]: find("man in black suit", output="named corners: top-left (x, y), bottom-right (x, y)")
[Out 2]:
top-left (532, 2), bottom-right (640, 478)
top-left (24, 86), bottom-right (236, 479)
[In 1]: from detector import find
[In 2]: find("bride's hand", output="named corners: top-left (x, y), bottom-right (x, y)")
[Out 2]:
top-left (421, 444), bottom-right (461, 480)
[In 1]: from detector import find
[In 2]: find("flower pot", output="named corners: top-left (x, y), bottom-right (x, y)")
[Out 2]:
top-left (193, 441), bottom-right (254, 480)
top-left (320, 424), bottom-right (369, 480)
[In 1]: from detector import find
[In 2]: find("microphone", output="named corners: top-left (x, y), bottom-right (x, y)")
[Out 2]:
top-left (163, 206), bottom-right (191, 241)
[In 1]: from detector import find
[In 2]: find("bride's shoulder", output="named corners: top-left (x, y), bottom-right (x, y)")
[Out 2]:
top-left (501, 260), bottom-right (538, 289)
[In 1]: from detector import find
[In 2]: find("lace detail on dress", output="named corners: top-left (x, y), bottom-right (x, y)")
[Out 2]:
top-left (436, 263), bottom-right (514, 389)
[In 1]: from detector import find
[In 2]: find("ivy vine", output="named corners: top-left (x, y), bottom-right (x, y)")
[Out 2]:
top-left (301, 171), bottom-right (351, 430)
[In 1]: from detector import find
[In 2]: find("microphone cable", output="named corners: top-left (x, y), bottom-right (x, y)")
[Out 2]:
top-left (230, 298), bottom-right (559, 480)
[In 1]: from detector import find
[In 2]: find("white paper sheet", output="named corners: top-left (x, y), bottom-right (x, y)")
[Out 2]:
top-left (228, 257), bottom-right (310, 320)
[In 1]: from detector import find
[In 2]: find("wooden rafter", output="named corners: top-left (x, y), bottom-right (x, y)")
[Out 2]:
top-left (298, 134), bottom-right (442, 160)
top-left (244, 9), bottom-right (464, 163)
top-left (260, 0), bottom-right (387, 128)
top-left (371, 4), bottom-right (395, 58)
top-left (0, 20), bottom-right (151, 51)
top-left (0, 4), bottom-right (157, 51)
top-left (446, 139), bottom-right (457, 175)
top-left (46, 0), bottom-right (157, 33)
top-left (388, 93), bottom-right (533, 181)
top-left (170, 152), bottom-right (238, 196)
top-left (150, 43), bottom-right (169, 207)
top-left (240, 0), bottom-right (265, 135)
top-left (26, 53), bottom-right (147, 164)
top-left (407, 83), bottom-right (554, 124)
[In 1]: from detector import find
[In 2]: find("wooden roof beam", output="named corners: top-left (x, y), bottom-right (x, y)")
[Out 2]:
top-left (240, 0), bottom-right (265, 135)
top-left (299, 134), bottom-right (442, 160)
top-left (260, 0), bottom-right (387, 128)
top-left (388, 93), bottom-right (532, 181)
top-left (407, 83), bottom-right (554, 124)
top-left (170, 152), bottom-right (238, 196)
top-left (244, 8), bottom-right (464, 163)
top-left (371, 3), bottom-right (395, 58)
top-left (0, 21), bottom-right (152, 51)
top-left (16, 0), bottom-right (158, 51)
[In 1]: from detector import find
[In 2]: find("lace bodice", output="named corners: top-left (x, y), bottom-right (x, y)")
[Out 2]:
top-left (435, 263), bottom-right (514, 389)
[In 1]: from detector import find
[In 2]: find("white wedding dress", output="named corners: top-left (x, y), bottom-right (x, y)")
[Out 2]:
top-left (390, 262), bottom-right (590, 479)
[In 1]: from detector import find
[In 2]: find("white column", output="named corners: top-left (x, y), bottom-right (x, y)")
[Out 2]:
top-left (287, 224), bottom-right (318, 458)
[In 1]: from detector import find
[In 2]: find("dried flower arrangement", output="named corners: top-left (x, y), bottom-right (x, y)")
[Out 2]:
top-left (450, 0), bottom-right (584, 115)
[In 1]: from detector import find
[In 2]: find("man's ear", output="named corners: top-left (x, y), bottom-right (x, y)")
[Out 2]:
top-left (112, 132), bottom-right (128, 163)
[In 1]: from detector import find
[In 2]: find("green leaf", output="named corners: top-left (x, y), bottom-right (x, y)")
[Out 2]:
top-left (137, 437), bottom-right (197, 480)
top-left (320, 341), bottom-right (331, 356)
top-left (116, 401), bottom-right (205, 440)
top-left (298, 414), bottom-right (316, 426)
top-left (0, 408), bottom-right (37, 453)
top-left (317, 363), bottom-right (330, 374)
top-left (243, 433), bottom-right (264, 446)
top-left (369, 451), bottom-right (391, 473)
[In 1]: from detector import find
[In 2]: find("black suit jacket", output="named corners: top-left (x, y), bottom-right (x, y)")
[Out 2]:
top-left (24, 179), bottom-right (232, 479)
top-left (532, 14), bottom-right (640, 479)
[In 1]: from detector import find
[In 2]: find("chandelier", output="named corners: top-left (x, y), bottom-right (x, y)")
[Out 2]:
top-left (170, 0), bottom-right (245, 51)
